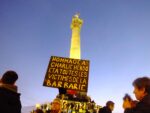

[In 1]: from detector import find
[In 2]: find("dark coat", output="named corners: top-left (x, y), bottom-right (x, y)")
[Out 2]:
top-left (0, 87), bottom-right (21, 113)
top-left (124, 94), bottom-right (150, 113)
top-left (99, 106), bottom-right (112, 113)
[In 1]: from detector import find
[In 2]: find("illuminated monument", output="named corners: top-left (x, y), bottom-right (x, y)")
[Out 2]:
top-left (34, 14), bottom-right (90, 112)
top-left (70, 13), bottom-right (83, 59)
top-left (43, 13), bottom-right (90, 102)
top-left (68, 14), bottom-right (89, 98)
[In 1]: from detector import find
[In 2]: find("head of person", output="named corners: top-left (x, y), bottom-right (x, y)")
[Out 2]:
top-left (132, 77), bottom-right (150, 101)
top-left (51, 98), bottom-right (61, 113)
top-left (106, 101), bottom-right (114, 111)
top-left (0, 70), bottom-right (18, 85)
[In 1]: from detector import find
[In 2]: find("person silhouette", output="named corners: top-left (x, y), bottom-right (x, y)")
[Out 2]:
top-left (0, 70), bottom-right (22, 113)
top-left (123, 77), bottom-right (150, 113)
top-left (99, 101), bottom-right (115, 113)
top-left (50, 98), bottom-right (62, 113)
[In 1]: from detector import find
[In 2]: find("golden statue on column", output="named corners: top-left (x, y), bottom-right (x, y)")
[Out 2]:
top-left (70, 13), bottom-right (83, 59)
top-left (68, 14), bottom-right (87, 97)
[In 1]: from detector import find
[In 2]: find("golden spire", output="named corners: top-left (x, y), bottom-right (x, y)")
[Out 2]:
top-left (70, 14), bottom-right (83, 59)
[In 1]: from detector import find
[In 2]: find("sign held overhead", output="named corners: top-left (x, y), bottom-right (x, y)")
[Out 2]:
top-left (43, 56), bottom-right (90, 92)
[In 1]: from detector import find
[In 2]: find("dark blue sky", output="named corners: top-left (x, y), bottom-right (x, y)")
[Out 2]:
top-left (1, 0), bottom-right (150, 112)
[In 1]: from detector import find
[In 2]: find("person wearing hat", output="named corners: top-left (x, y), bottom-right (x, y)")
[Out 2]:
top-left (0, 70), bottom-right (22, 113)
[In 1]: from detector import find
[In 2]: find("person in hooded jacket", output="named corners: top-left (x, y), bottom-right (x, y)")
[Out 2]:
top-left (0, 70), bottom-right (22, 113)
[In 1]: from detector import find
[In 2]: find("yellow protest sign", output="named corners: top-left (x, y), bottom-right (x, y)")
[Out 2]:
top-left (43, 56), bottom-right (90, 92)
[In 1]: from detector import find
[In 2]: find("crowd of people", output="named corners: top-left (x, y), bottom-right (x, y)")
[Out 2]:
top-left (0, 70), bottom-right (150, 113)
top-left (31, 98), bottom-right (101, 113)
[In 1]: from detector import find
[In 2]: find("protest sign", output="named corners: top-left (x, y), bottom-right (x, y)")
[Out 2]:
top-left (43, 56), bottom-right (90, 92)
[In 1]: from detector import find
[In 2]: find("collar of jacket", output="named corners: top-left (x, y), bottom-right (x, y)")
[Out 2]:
top-left (0, 83), bottom-right (18, 93)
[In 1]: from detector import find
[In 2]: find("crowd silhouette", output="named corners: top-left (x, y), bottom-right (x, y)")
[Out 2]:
top-left (0, 70), bottom-right (150, 113)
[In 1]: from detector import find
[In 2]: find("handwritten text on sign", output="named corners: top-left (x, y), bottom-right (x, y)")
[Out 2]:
top-left (43, 56), bottom-right (90, 92)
